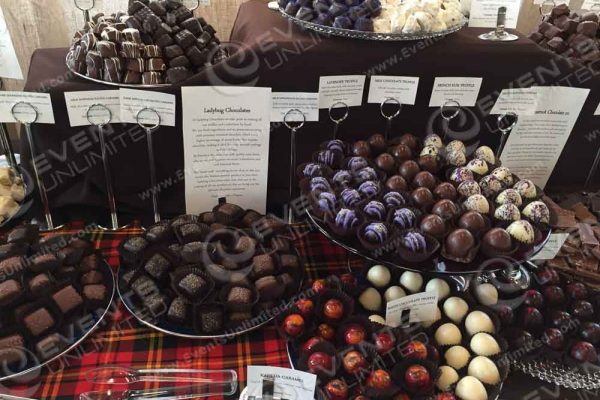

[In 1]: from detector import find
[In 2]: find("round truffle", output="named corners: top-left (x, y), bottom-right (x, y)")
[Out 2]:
top-left (468, 356), bottom-right (500, 385)
top-left (465, 310), bottom-right (495, 336)
top-left (435, 323), bottom-right (463, 346)
top-left (367, 265), bottom-right (391, 288)
top-left (420, 144), bottom-right (439, 157)
top-left (359, 287), bottom-right (382, 311)
top-left (470, 332), bottom-right (501, 356)
top-left (425, 278), bottom-right (451, 300)
top-left (458, 181), bottom-right (481, 198)
top-left (437, 365), bottom-right (459, 391)
top-left (384, 286), bottom-right (407, 302)
top-left (456, 376), bottom-right (488, 400)
top-left (445, 345), bottom-right (471, 370)
top-left (424, 134), bottom-right (443, 148)
top-left (463, 194), bottom-right (490, 214)
top-left (506, 220), bottom-right (535, 244)
top-left (466, 159), bottom-right (489, 175)
top-left (434, 182), bottom-right (458, 201)
top-left (494, 203), bottom-right (521, 222)
top-left (458, 211), bottom-right (487, 235)
top-left (399, 160), bottom-right (420, 182)
top-left (482, 228), bottom-right (512, 253)
top-left (400, 271), bottom-right (423, 293)
top-left (445, 229), bottom-right (476, 259)
top-left (390, 144), bottom-right (412, 162)
top-left (522, 201), bottom-right (550, 224)
top-left (411, 187), bottom-right (434, 208)
top-left (444, 296), bottom-right (469, 324)
top-left (479, 175), bottom-right (503, 198)
top-left (368, 134), bottom-right (386, 154)
top-left (352, 140), bottom-right (372, 158)
top-left (496, 189), bottom-right (522, 207)
top-left (475, 146), bottom-right (495, 164)
top-left (386, 175), bottom-right (408, 192)
top-left (399, 133), bottom-right (419, 151)
top-left (450, 167), bottom-right (474, 185)
top-left (491, 167), bottom-right (513, 187)
top-left (413, 171), bottom-right (437, 190)
top-left (418, 155), bottom-right (439, 173)
top-left (446, 140), bottom-right (466, 154)
top-left (446, 150), bottom-right (467, 167)
top-left (375, 153), bottom-right (396, 173)
top-left (513, 179), bottom-right (537, 199)
top-left (432, 199), bottom-right (459, 220)
top-left (474, 283), bottom-right (498, 306)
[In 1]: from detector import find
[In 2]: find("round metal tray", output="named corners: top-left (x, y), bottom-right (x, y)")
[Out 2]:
top-left (514, 358), bottom-right (600, 390)
top-left (279, 7), bottom-right (468, 41)
top-left (306, 209), bottom-right (552, 275)
top-left (0, 261), bottom-right (115, 382)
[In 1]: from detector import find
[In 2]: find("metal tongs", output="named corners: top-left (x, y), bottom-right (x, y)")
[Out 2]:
top-left (80, 366), bottom-right (238, 400)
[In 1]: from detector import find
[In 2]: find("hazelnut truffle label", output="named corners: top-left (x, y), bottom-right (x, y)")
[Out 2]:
top-left (429, 77), bottom-right (483, 107)
top-left (246, 366), bottom-right (316, 400)
top-left (64, 90), bottom-right (120, 126)
top-left (468, 0), bottom-right (521, 28)
top-left (0, 6), bottom-right (22, 80)
top-left (271, 92), bottom-right (319, 122)
top-left (182, 86), bottom-right (271, 213)
top-left (318, 75), bottom-right (366, 109)
top-left (386, 292), bottom-right (439, 327)
top-left (490, 88), bottom-right (538, 115)
top-left (368, 76), bottom-right (420, 105)
top-left (0, 91), bottom-right (54, 124)
top-left (119, 89), bottom-right (176, 127)
top-left (531, 232), bottom-right (570, 260)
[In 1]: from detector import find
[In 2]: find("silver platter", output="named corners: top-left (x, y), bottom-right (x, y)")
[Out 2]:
top-left (279, 7), bottom-right (468, 41)
top-left (0, 261), bottom-right (115, 383)
top-left (514, 359), bottom-right (600, 390)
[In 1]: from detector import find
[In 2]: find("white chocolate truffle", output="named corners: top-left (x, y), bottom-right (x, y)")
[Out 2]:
top-left (359, 288), bottom-right (382, 311)
top-left (446, 140), bottom-right (466, 154)
top-left (506, 220), bottom-right (535, 244)
top-left (424, 134), bottom-right (444, 148)
top-left (431, 17), bottom-right (448, 31)
top-left (468, 356), bottom-right (501, 385)
top-left (384, 286), bottom-right (407, 302)
top-left (420, 144), bottom-right (439, 157)
top-left (367, 265), bottom-right (391, 288)
top-left (495, 189), bottom-right (522, 207)
top-left (450, 167), bottom-right (474, 185)
top-left (466, 159), bottom-right (489, 175)
top-left (479, 175), bottom-right (503, 198)
top-left (369, 314), bottom-right (386, 325)
top-left (445, 345), bottom-right (471, 369)
top-left (437, 365), bottom-right (460, 391)
top-left (421, 306), bottom-right (442, 328)
top-left (475, 146), bottom-right (495, 164)
top-left (464, 194), bottom-right (490, 214)
top-left (522, 201), bottom-right (550, 225)
top-left (456, 376), bottom-right (488, 400)
top-left (491, 167), bottom-right (513, 187)
top-left (474, 283), bottom-right (498, 306)
top-left (435, 323), bottom-right (463, 346)
top-left (446, 150), bottom-right (467, 167)
top-left (513, 179), bottom-right (537, 199)
top-left (400, 271), bottom-right (423, 293)
top-left (458, 180), bottom-right (481, 197)
top-left (494, 203), bottom-right (521, 222)
top-left (444, 296), bottom-right (469, 323)
top-left (402, 15), bottom-right (422, 33)
top-left (470, 332), bottom-right (500, 356)
top-left (425, 278), bottom-right (451, 300)
top-left (465, 311), bottom-right (495, 336)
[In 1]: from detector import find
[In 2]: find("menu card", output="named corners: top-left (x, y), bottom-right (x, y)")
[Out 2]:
top-left (531, 233), bottom-right (570, 260)
top-left (0, 6), bottom-right (23, 80)
top-left (386, 292), bottom-right (439, 327)
top-left (182, 86), bottom-right (271, 214)
top-left (64, 90), bottom-right (120, 126)
top-left (246, 366), bottom-right (316, 400)
top-left (271, 92), bottom-right (319, 122)
top-left (0, 91), bottom-right (54, 124)
top-left (119, 89), bottom-right (176, 126)
top-left (468, 0), bottom-right (521, 28)
top-left (497, 86), bottom-right (589, 189)
top-left (368, 76), bottom-right (420, 105)
top-left (429, 77), bottom-right (483, 107)
top-left (318, 75), bottom-right (366, 108)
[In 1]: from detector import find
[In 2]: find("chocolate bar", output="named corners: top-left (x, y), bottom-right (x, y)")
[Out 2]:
top-left (146, 58), bottom-right (166, 71)
top-left (122, 28), bottom-right (142, 43)
top-left (97, 40), bottom-right (118, 58)
top-left (126, 58), bottom-right (145, 72)
top-left (142, 71), bottom-right (163, 84)
top-left (121, 41), bottom-right (143, 58)
top-left (144, 45), bottom-right (162, 58)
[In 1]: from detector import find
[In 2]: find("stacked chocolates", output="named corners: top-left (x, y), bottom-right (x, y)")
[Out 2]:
top-left (278, 0), bottom-right (383, 31)
top-left (298, 133), bottom-right (551, 270)
top-left (0, 225), bottom-right (111, 371)
top-left (118, 203), bottom-right (303, 336)
top-left (68, 0), bottom-right (226, 84)
top-left (528, 4), bottom-right (600, 70)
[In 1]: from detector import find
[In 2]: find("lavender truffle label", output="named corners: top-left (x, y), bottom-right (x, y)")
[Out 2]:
top-left (318, 75), bottom-right (366, 109)
top-left (386, 292), bottom-right (439, 327)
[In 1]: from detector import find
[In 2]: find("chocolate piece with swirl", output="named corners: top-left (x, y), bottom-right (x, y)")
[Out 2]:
top-left (121, 42), bottom-right (144, 58)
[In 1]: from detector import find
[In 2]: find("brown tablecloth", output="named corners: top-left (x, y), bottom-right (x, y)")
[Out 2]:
top-left (21, 1), bottom-right (600, 221)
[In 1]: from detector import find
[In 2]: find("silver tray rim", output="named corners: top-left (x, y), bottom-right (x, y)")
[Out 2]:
top-left (278, 7), bottom-right (468, 41)
top-left (0, 260), bottom-right (116, 383)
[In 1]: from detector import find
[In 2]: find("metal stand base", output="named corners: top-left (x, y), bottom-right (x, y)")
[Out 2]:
top-left (31, 219), bottom-right (65, 232)
top-left (479, 31), bottom-right (519, 41)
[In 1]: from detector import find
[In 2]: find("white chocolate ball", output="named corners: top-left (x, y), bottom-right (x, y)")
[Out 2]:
top-left (421, 306), bottom-right (442, 328)
top-left (465, 311), bottom-right (495, 336)
top-left (474, 283), bottom-right (498, 306)
top-left (437, 365), bottom-right (459, 391)
top-left (470, 333), bottom-right (501, 357)
top-left (359, 288), bottom-right (382, 311)
top-left (369, 314), bottom-right (386, 325)
top-left (468, 356), bottom-right (501, 385)
top-left (443, 296), bottom-right (469, 324)
top-left (400, 271), bottom-right (423, 293)
top-left (435, 323), bottom-right (463, 346)
top-left (384, 286), bottom-right (407, 302)
top-left (367, 265), bottom-right (391, 288)
top-left (445, 345), bottom-right (471, 370)
top-left (426, 278), bottom-right (451, 300)
top-left (456, 376), bottom-right (488, 400)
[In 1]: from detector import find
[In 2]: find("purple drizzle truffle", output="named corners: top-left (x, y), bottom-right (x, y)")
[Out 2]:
top-left (383, 192), bottom-right (406, 208)
top-left (335, 208), bottom-right (359, 229)
top-left (310, 177), bottom-right (331, 192)
top-left (325, 139), bottom-right (346, 153)
top-left (317, 150), bottom-right (340, 167)
top-left (348, 156), bottom-right (369, 171)
top-left (341, 188), bottom-right (361, 208)
top-left (355, 167), bottom-right (378, 183)
top-left (363, 201), bottom-right (386, 220)
top-left (317, 192), bottom-right (337, 214)
top-left (333, 15), bottom-right (352, 28)
top-left (358, 181), bottom-right (380, 198)
top-left (393, 208), bottom-right (417, 229)
top-left (363, 222), bottom-right (388, 243)
top-left (402, 231), bottom-right (427, 252)
top-left (332, 170), bottom-right (352, 187)
top-left (330, 2), bottom-right (349, 17)
top-left (303, 163), bottom-right (324, 178)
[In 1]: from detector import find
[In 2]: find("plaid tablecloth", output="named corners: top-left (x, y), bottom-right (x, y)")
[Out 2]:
top-left (0, 222), bottom-right (355, 400)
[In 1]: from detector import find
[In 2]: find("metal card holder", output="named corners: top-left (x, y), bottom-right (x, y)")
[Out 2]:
top-left (440, 99), bottom-right (461, 142)
top-left (380, 97), bottom-right (402, 141)
top-left (74, 0), bottom-right (95, 23)
top-left (479, 6), bottom-right (519, 41)
top-left (0, 80), bottom-right (17, 171)
top-left (328, 102), bottom-right (349, 140)
top-left (496, 112), bottom-right (518, 160)
top-left (136, 107), bottom-right (162, 224)
top-left (283, 109), bottom-right (306, 224)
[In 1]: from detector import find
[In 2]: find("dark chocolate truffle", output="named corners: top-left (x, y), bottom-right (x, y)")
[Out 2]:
top-left (144, 253), bottom-right (171, 280)
top-left (418, 155), bottom-right (439, 173)
top-left (410, 187), bottom-right (434, 208)
top-left (420, 214), bottom-right (446, 239)
top-left (200, 306), bottom-right (223, 333)
top-left (434, 182), bottom-right (458, 201)
top-left (368, 134), bottom-right (386, 154)
top-left (167, 297), bottom-right (189, 323)
top-left (482, 228), bottom-right (512, 253)
top-left (386, 175), bottom-right (408, 192)
top-left (178, 273), bottom-right (207, 297)
top-left (432, 199), bottom-right (459, 220)
top-left (399, 160), bottom-right (420, 182)
top-left (413, 171), bottom-right (436, 190)
top-left (398, 133), bottom-right (418, 151)
top-left (458, 211), bottom-right (486, 235)
top-left (352, 140), bottom-right (371, 158)
top-left (390, 144), bottom-right (412, 162)
top-left (445, 229), bottom-right (476, 259)
top-left (375, 153), bottom-right (396, 173)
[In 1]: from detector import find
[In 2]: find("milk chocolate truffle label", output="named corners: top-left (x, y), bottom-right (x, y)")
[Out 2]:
top-left (64, 90), bottom-right (121, 126)
top-left (368, 76), bottom-right (420, 105)
top-left (271, 92), bottom-right (319, 122)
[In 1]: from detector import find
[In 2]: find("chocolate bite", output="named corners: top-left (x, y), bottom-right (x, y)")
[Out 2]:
top-left (177, 273), bottom-right (207, 298)
top-left (445, 229), bottom-right (476, 259)
top-left (255, 275), bottom-right (285, 301)
top-left (144, 253), bottom-right (171, 280)
top-left (0, 279), bottom-right (21, 303)
top-left (52, 286), bottom-right (83, 314)
top-left (28, 273), bottom-right (51, 296)
top-left (81, 270), bottom-right (104, 285)
top-left (199, 306), bottom-right (223, 333)
top-left (0, 334), bottom-right (25, 364)
top-left (227, 286), bottom-right (253, 304)
top-left (83, 284), bottom-right (108, 303)
top-left (252, 255), bottom-right (275, 278)
top-left (24, 308), bottom-right (55, 336)
top-left (167, 297), bottom-right (189, 323)
top-left (30, 253), bottom-right (60, 273)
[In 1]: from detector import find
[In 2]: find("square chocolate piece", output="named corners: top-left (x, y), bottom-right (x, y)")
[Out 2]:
top-left (24, 308), bottom-right (55, 336)
top-left (144, 253), bottom-right (171, 280)
top-left (167, 297), bottom-right (188, 323)
top-left (252, 255), bottom-right (275, 278)
top-left (0, 279), bottom-right (21, 303)
top-left (83, 284), bottom-right (107, 302)
top-left (227, 287), bottom-right (252, 304)
top-left (52, 285), bottom-right (83, 314)
top-left (178, 273), bottom-right (206, 297)
top-left (200, 307), bottom-right (223, 333)
top-left (28, 273), bottom-right (51, 295)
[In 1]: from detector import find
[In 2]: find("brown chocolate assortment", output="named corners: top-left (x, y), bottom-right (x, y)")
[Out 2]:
top-left (118, 203), bottom-right (303, 336)
top-left (67, 0), bottom-right (227, 84)
top-left (0, 225), bottom-right (111, 368)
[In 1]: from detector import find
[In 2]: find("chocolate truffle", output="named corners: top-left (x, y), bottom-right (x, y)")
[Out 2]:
top-left (375, 153), bottom-right (395, 173)
top-left (178, 273), bottom-right (207, 297)
top-left (355, 167), bottom-right (378, 183)
top-left (200, 306), bottom-right (223, 333)
top-left (368, 134), bottom-right (386, 154)
top-left (52, 286), bottom-right (83, 314)
top-left (144, 253), bottom-right (171, 280)
top-left (463, 194), bottom-right (490, 214)
top-left (458, 211), bottom-right (486, 235)
top-left (334, 208), bottom-right (360, 230)
top-left (252, 254), bottom-right (275, 278)
top-left (411, 187), bottom-right (434, 208)
top-left (362, 222), bottom-right (389, 244)
top-left (466, 159), bottom-right (489, 175)
top-left (513, 179), bottom-right (537, 199)
top-left (445, 229), bottom-right (476, 259)
top-left (358, 181), bottom-right (381, 198)
top-left (24, 308), bottom-right (55, 336)
top-left (496, 189), bottom-right (523, 207)
top-left (482, 228), bottom-right (512, 253)
top-left (449, 167), bottom-right (474, 185)
top-left (227, 286), bottom-right (253, 304)
top-left (386, 175), bottom-right (408, 192)
top-left (494, 203), bottom-right (521, 222)
top-left (479, 175), bottom-right (503, 197)
top-left (347, 156), bottom-right (369, 171)
top-left (434, 182), bottom-right (458, 201)
top-left (332, 170), bottom-right (352, 187)
top-left (83, 284), bottom-right (107, 302)
top-left (364, 201), bottom-right (386, 220)
top-left (457, 180), bottom-right (481, 197)
top-left (399, 160), bottom-right (420, 181)
top-left (491, 167), bottom-right (514, 187)
top-left (167, 297), bottom-right (188, 323)
top-left (399, 133), bottom-right (419, 150)
top-left (413, 171), bottom-right (436, 190)
top-left (0, 279), bottom-right (21, 303)
top-left (255, 275), bottom-right (285, 301)
top-left (446, 150), bottom-right (467, 167)
top-left (341, 188), bottom-right (361, 208)
top-left (352, 140), bottom-right (371, 157)
top-left (506, 220), bottom-right (535, 244)
top-left (420, 214), bottom-right (446, 238)
top-left (390, 144), bottom-right (412, 161)
top-left (424, 134), bottom-right (443, 148)
top-left (522, 201), bottom-right (550, 224)
top-left (475, 146), bottom-right (495, 164)
top-left (432, 199), bottom-right (459, 220)
top-left (383, 191), bottom-right (407, 208)
top-left (393, 208), bottom-right (417, 229)
top-left (402, 231), bottom-right (428, 252)
top-left (418, 155), bottom-right (439, 173)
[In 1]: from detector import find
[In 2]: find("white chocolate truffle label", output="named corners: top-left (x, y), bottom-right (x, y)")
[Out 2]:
top-left (318, 75), bottom-right (366, 109)
top-left (429, 77), bottom-right (483, 107)
top-left (386, 292), bottom-right (439, 327)
top-left (368, 76), bottom-right (420, 105)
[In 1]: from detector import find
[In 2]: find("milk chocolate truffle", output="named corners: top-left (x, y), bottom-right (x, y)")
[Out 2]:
top-left (418, 155), bottom-right (439, 173)
top-left (458, 181), bottom-right (481, 197)
top-left (411, 187), bottom-right (434, 208)
top-left (399, 133), bottom-right (419, 151)
top-left (399, 160), bottom-right (420, 181)
top-left (434, 182), bottom-right (458, 201)
top-left (464, 194), bottom-right (490, 214)
top-left (482, 228), bottom-right (512, 253)
top-left (496, 189), bottom-right (522, 207)
top-left (420, 214), bottom-right (446, 239)
top-left (375, 153), bottom-right (396, 173)
top-left (352, 140), bottom-right (372, 158)
top-left (445, 229), bottom-right (476, 259)
top-left (522, 201), bottom-right (550, 224)
top-left (368, 134), bottom-right (386, 154)
top-left (390, 144), bottom-right (412, 161)
top-left (432, 199), bottom-right (459, 220)
top-left (458, 211), bottom-right (486, 235)
top-left (386, 175), bottom-right (408, 191)
top-left (494, 204), bottom-right (521, 222)
top-left (475, 146), bottom-right (495, 164)
top-left (435, 323), bottom-right (462, 346)
top-left (413, 171), bottom-right (436, 190)
top-left (506, 220), bottom-right (535, 244)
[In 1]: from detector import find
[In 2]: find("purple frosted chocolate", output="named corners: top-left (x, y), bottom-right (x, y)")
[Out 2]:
top-left (450, 167), bottom-right (474, 184)
top-left (402, 231), bottom-right (427, 252)
top-left (332, 170), bottom-right (353, 187)
top-left (348, 156), bottom-right (369, 171)
top-left (317, 150), bottom-right (339, 167)
top-left (393, 208), bottom-right (417, 229)
top-left (355, 167), bottom-right (378, 183)
top-left (317, 192), bottom-right (337, 214)
top-left (341, 188), bottom-right (361, 208)
top-left (348, 5), bottom-right (369, 20)
top-left (325, 139), bottom-right (346, 154)
top-left (383, 192), bottom-right (407, 208)
top-left (363, 222), bottom-right (388, 243)
top-left (354, 16), bottom-right (374, 31)
top-left (358, 181), bottom-right (380, 198)
top-left (303, 163), bottom-right (324, 178)
top-left (310, 177), bottom-right (332, 192)
top-left (313, 0), bottom-right (331, 13)
top-left (335, 208), bottom-right (359, 229)
top-left (329, 2), bottom-right (349, 17)
top-left (363, 201), bottom-right (386, 220)
top-left (316, 12), bottom-right (334, 26)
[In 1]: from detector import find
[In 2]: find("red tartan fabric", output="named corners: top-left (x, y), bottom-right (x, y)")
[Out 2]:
top-left (0, 222), bottom-right (355, 400)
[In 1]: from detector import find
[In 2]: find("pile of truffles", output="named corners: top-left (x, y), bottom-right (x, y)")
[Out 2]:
top-left (374, 0), bottom-right (465, 34)
top-left (0, 225), bottom-right (111, 371)
top-left (278, 0), bottom-right (383, 31)
top-left (298, 133), bottom-right (550, 269)
top-left (528, 4), bottom-right (600, 70)
top-left (279, 269), bottom-right (506, 400)
top-left (0, 167), bottom-right (26, 223)
top-left (118, 203), bottom-right (302, 336)
top-left (68, 0), bottom-right (226, 84)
